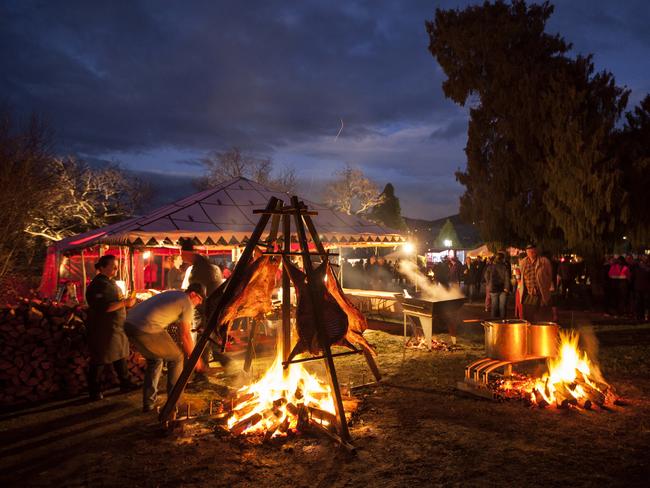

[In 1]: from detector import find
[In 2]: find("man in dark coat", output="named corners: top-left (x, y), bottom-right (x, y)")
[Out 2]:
top-left (86, 255), bottom-right (137, 401)
top-left (179, 239), bottom-right (229, 376)
top-left (485, 252), bottom-right (511, 318)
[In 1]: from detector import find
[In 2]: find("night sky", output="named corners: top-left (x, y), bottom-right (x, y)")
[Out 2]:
top-left (2, 1), bottom-right (649, 219)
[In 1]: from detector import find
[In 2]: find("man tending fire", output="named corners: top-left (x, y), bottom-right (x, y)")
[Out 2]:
top-left (125, 283), bottom-right (208, 413)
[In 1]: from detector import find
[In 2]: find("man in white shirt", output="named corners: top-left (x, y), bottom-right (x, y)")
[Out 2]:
top-left (125, 283), bottom-right (206, 412)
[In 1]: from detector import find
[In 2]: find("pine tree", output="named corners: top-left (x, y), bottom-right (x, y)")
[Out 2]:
top-left (427, 0), bottom-right (632, 254)
top-left (369, 183), bottom-right (406, 230)
top-left (436, 219), bottom-right (460, 249)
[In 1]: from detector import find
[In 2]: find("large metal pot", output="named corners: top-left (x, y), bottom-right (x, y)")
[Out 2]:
top-left (527, 322), bottom-right (559, 358)
top-left (483, 320), bottom-right (528, 361)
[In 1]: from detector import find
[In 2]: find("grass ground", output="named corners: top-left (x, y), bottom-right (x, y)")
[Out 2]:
top-left (1, 304), bottom-right (649, 487)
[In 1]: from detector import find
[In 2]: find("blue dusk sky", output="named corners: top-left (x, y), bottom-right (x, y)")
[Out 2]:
top-left (2, 0), bottom-right (649, 218)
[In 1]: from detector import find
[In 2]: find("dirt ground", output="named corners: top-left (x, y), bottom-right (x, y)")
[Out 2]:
top-left (1, 304), bottom-right (650, 488)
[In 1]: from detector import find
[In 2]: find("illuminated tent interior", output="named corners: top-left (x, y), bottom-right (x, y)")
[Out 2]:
top-left (40, 177), bottom-right (405, 298)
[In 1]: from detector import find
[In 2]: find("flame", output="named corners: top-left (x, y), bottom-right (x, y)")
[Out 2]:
top-left (227, 349), bottom-right (336, 436)
top-left (495, 331), bottom-right (615, 409)
top-left (530, 331), bottom-right (609, 407)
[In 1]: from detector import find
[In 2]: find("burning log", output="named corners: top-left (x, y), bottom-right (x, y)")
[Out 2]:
top-left (278, 416), bottom-right (291, 433)
top-left (230, 413), bottom-right (263, 436)
top-left (286, 402), bottom-right (299, 417)
top-left (272, 397), bottom-right (287, 417)
top-left (263, 419), bottom-right (282, 441)
top-left (230, 392), bottom-right (256, 410)
top-left (308, 405), bottom-right (338, 430)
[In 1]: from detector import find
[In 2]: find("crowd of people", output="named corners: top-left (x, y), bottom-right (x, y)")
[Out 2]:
top-left (459, 248), bottom-right (649, 322)
top-left (82, 240), bottom-right (650, 411)
top-left (341, 256), bottom-right (407, 290)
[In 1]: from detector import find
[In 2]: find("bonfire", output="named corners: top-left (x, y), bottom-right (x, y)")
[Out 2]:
top-left (495, 331), bottom-right (618, 409)
top-left (226, 349), bottom-right (337, 438)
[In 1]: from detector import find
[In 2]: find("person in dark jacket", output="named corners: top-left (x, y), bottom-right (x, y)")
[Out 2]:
top-left (85, 255), bottom-right (137, 401)
top-left (485, 252), bottom-right (510, 318)
top-left (180, 240), bottom-right (223, 296)
top-left (180, 239), bottom-right (229, 376)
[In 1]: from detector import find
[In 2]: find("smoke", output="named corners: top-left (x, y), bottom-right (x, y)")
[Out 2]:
top-left (576, 324), bottom-right (605, 383)
top-left (398, 260), bottom-right (465, 301)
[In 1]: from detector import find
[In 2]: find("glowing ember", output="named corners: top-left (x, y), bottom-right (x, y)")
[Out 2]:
top-left (227, 350), bottom-right (336, 437)
top-left (405, 336), bottom-right (461, 351)
top-left (496, 331), bottom-right (616, 409)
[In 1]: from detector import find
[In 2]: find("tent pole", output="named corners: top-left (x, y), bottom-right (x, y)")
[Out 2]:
top-left (128, 246), bottom-right (135, 293)
top-left (338, 246), bottom-right (343, 286)
top-left (55, 250), bottom-right (60, 292)
top-left (80, 249), bottom-right (87, 305)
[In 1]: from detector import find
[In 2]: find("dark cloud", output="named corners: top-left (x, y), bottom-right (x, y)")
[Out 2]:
top-left (175, 158), bottom-right (204, 168)
top-left (0, 0), bottom-right (455, 155)
top-left (1, 0), bottom-right (648, 219)
top-left (429, 118), bottom-right (468, 140)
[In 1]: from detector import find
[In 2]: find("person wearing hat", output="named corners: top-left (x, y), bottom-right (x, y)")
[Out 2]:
top-left (125, 283), bottom-right (207, 412)
top-left (520, 244), bottom-right (554, 322)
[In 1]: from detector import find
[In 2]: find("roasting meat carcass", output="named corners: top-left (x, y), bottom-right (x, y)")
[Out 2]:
top-left (323, 261), bottom-right (376, 356)
top-left (204, 254), bottom-right (279, 345)
top-left (282, 256), bottom-right (376, 360)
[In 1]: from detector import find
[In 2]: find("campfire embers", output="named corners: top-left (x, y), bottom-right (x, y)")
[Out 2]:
top-left (226, 351), bottom-right (337, 438)
top-left (493, 331), bottom-right (618, 410)
top-left (405, 336), bottom-right (462, 352)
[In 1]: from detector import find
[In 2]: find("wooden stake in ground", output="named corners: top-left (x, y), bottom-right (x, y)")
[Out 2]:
top-left (290, 195), bottom-right (350, 442)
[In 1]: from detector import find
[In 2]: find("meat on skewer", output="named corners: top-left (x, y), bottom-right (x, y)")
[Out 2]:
top-left (203, 253), bottom-right (279, 346)
top-left (282, 257), bottom-right (376, 361)
top-left (323, 261), bottom-right (376, 356)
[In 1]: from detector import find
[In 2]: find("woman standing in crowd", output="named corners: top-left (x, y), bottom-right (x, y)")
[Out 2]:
top-left (608, 256), bottom-right (631, 317)
top-left (85, 255), bottom-right (137, 401)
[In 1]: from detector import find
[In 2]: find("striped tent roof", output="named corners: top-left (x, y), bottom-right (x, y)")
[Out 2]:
top-left (55, 177), bottom-right (405, 252)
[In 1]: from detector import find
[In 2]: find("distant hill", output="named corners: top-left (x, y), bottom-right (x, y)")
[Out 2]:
top-left (128, 170), bottom-right (199, 212)
top-left (404, 214), bottom-right (481, 250)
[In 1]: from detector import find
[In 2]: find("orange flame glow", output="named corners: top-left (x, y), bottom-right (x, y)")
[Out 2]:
top-left (530, 331), bottom-right (611, 407)
top-left (227, 350), bottom-right (336, 436)
top-left (495, 331), bottom-right (615, 409)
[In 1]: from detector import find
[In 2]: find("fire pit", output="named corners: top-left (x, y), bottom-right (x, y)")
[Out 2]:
top-left (160, 196), bottom-right (379, 451)
top-left (226, 350), bottom-right (337, 438)
top-left (458, 329), bottom-right (619, 410)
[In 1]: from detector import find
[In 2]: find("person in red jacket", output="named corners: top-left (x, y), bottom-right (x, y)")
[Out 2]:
top-left (608, 256), bottom-right (631, 317)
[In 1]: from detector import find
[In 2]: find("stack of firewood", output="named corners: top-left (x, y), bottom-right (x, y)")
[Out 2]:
top-left (0, 298), bottom-right (145, 406)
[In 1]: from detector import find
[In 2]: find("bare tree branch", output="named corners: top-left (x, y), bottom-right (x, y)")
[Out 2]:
top-left (198, 146), bottom-right (297, 193)
top-left (324, 164), bottom-right (384, 215)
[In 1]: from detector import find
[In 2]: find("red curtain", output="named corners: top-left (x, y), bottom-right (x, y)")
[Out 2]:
top-left (38, 246), bottom-right (58, 298)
